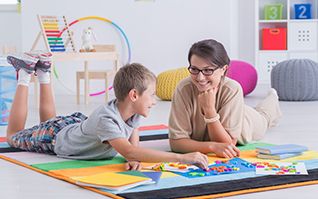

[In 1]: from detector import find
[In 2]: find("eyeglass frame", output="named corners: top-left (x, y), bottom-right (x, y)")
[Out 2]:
top-left (187, 65), bottom-right (221, 76)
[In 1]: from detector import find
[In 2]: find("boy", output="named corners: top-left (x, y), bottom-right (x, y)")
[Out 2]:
top-left (6, 52), bottom-right (208, 170)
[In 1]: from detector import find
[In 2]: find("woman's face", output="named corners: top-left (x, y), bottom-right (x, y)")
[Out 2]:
top-left (189, 54), bottom-right (227, 92)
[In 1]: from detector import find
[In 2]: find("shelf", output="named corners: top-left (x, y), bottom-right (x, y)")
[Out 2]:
top-left (259, 20), bottom-right (288, 23)
top-left (258, 50), bottom-right (288, 53)
top-left (289, 19), bottom-right (318, 23)
top-left (256, 0), bottom-right (318, 83)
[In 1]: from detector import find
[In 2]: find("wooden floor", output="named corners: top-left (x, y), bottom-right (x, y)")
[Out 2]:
top-left (1, 84), bottom-right (318, 199)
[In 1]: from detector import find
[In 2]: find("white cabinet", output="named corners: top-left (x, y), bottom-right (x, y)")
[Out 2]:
top-left (255, 0), bottom-right (318, 83)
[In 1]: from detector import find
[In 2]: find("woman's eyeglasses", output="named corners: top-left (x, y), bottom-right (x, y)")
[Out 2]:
top-left (187, 66), bottom-right (220, 76)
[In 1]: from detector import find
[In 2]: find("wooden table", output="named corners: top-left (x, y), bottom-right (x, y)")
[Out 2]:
top-left (33, 51), bottom-right (120, 105)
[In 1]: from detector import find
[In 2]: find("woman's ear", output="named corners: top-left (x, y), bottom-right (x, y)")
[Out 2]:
top-left (221, 65), bottom-right (228, 75)
top-left (128, 89), bottom-right (138, 102)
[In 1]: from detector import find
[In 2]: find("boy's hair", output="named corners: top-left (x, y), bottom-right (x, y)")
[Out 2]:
top-left (113, 63), bottom-right (156, 101)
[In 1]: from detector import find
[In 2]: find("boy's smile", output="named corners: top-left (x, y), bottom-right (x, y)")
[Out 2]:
top-left (135, 81), bottom-right (157, 117)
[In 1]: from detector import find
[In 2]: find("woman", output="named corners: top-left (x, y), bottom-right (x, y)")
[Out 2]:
top-left (169, 39), bottom-right (282, 158)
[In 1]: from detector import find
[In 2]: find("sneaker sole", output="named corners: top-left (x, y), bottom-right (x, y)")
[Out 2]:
top-left (7, 56), bottom-right (35, 74)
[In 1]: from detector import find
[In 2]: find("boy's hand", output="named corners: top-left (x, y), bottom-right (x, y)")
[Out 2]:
top-left (125, 161), bottom-right (142, 171)
top-left (180, 152), bottom-right (209, 169)
top-left (212, 143), bottom-right (240, 158)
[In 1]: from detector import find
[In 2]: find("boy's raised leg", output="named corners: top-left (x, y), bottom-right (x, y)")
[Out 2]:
top-left (39, 81), bottom-right (56, 122)
top-left (36, 53), bottom-right (56, 122)
top-left (6, 70), bottom-right (32, 142)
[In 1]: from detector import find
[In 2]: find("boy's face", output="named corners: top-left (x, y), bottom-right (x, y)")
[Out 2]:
top-left (135, 80), bottom-right (157, 117)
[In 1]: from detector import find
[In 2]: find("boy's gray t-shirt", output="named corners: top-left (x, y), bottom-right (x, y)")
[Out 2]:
top-left (54, 99), bottom-right (140, 160)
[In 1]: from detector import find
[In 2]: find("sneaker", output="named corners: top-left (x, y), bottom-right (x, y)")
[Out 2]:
top-left (26, 51), bottom-right (52, 73)
top-left (7, 53), bottom-right (38, 74)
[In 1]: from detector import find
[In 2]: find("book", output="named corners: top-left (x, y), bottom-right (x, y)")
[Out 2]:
top-left (72, 172), bottom-right (154, 192)
top-left (118, 170), bottom-right (162, 183)
top-left (256, 144), bottom-right (308, 155)
top-left (257, 152), bottom-right (303, 160)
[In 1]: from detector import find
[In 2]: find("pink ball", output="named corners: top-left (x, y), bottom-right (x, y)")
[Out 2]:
top-left (227, 60), bottom-right (258, 96)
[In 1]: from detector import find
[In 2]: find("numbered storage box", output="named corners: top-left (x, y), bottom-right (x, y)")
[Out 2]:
top-left (264, 4), bottom-right (283, 20)
top-left (294, 4), bottom-right (312, 19)
top-left (262, 28), bottom-right (287, 50)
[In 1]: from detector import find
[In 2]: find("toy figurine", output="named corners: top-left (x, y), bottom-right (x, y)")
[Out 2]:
top-left (79, 27), bottom-right (96, 52)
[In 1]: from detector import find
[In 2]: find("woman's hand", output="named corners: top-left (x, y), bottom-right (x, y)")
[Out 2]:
top-left (198, 87), bottom-right (218, 117)
top-left (180, 152), bottom-right (209, 169)
top-left (212, 143), bottom-right (240, 158)
top-left (125, 161), bottom-right (142, 171)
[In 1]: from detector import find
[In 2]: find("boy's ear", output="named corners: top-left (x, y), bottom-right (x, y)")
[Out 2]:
top-left (128, 89), bottom-right (138, 102)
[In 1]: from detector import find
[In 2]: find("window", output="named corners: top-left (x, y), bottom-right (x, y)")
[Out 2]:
top-left (0, 0), bottom-right (18, 4)
top-left (0, 0), bottom-right (19, 11)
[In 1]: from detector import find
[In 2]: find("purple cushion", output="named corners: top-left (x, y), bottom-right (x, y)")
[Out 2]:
top-left (227, 60), bottom-right (258, 96)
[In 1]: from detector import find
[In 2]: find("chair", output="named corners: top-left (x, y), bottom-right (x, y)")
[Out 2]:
top-left (76, 44), bottom-right (120, 104)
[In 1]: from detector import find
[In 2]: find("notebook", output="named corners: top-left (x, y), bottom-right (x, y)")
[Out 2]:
top-left (72, 172), bottom-right (154, 192)
top-left (256, 144), bottom-right (308, 155)
top-left (118, 170), bottom-right (162, 183)
top-left (257, 152), bottom-right (303, 160)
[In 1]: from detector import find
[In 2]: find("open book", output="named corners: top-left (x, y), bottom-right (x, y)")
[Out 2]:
top-left (72, 172), bottom-right (155, 192)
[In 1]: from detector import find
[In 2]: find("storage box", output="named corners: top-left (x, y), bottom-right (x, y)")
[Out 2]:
top-left (294, 4), bottom-right (312, 19)
top-left (262, 28), bottom-right (287, 50)
top-left (264, 4), bottom-right (283, 20)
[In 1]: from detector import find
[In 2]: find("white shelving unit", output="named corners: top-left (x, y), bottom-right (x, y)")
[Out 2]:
top-left (255, 0), bottom-right (318, 83)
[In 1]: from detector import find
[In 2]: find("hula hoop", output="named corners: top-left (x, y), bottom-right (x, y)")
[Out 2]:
top-left (57, 16), bottom-right (131, 96)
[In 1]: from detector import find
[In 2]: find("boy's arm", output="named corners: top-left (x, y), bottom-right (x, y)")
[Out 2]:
top-left (129, 128), bottom-right (139, 147)
top-left (126, 129), bottom-right (141, 170)
top-left (108, 138), bottom-right (209, 169)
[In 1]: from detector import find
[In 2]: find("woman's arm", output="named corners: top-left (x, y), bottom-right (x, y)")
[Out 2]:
top-left (170, 138), bottom-right (240, 158)
top-left (205, 117), bottom-right (237, 145)
top-left (199, 88), bottom-right (237, 145)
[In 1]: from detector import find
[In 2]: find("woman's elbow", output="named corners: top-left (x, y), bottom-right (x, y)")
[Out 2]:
top-left (169, 139), bottom-right (182, 152)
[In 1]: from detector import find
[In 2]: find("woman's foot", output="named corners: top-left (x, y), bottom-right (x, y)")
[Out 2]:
top-left (255, 88), bottom-right (282, 128)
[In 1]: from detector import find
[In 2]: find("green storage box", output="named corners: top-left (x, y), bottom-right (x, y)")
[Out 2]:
top-left (264, 4), bottom-right (283, 20)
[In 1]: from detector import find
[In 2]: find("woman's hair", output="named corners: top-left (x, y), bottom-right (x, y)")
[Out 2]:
top-left (113, 63), bottom-right (156, 101)
top-left (188, 39), bottom-right (230, 68)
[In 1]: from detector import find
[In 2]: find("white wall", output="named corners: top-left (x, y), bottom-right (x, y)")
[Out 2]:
top-left (0, 7), bottom-right (21, 54)
top-left (0, 0), bottom-right (254, 95)
top-left (20, 0), bottom-right (243, 95)
top-left (238, 0), bottom-right (255, 65)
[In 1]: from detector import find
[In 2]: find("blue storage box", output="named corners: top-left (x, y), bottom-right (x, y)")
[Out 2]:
top-left (294, 4), bottom-right (312, 19)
